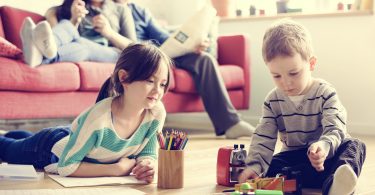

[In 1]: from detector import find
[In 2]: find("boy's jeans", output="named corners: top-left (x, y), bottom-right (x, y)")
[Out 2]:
top-left (265, 138), bottom-right (366, 195)
top-left (0, 126), bottom-right (70, 169)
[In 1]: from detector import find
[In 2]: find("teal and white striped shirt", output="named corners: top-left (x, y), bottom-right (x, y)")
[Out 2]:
top-left (246, 79), bottom-right (349, 176)
top-left (45, 97), bottom-right (166, 176)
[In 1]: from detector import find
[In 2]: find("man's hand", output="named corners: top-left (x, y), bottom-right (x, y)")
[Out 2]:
top-left (195, 39), bottom-right (210, 54)
top-left (308, 141), bottom-right (328, 172)
top-left (70, 0), bottom-right (88, 25)
top-left (132, 159), bottom-right (155, 183)
top-left (238, 167), bottom-right (259, 183)
top-left (92, 14), bottom-right (114, 37)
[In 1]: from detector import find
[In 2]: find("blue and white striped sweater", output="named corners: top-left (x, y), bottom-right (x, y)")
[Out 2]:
top-left (46, 97), bottom-right (166, 176)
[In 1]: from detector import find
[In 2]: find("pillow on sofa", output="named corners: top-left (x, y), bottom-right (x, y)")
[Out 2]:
top-left (0, 37), bottom-right (22, 59)
top-left (160, 4), bottom-right (217, 58)
top-left (205, 16), bottom-right (219, 59)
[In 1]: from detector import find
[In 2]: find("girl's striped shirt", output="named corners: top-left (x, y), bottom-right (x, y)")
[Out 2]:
top-left (45, 97), bottom-right (166, 176)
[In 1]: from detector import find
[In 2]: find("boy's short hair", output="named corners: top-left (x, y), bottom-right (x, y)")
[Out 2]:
top-left (262, 19), bottom-right (313, 63)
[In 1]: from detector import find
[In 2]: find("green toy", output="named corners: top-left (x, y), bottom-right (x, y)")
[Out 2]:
top-left (255, 189), bottom-right (283, 195)
top-left (240, 182), bottom-right (253, 194)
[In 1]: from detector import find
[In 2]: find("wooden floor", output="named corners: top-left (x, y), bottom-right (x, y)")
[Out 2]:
top-left (0, 130), bottom-right (374, 195)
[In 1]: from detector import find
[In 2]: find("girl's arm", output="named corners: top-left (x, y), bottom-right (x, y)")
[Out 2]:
top-left (132, 102), bottom-right (166, 182)
top-left (102, 28), bottom-right (132, 50)
top-left (132, 159), bottom-right (155, 183)
top-left (131, 125), bottom-right (158, 182)
top-left (69, 0), bottom-right (88, 27)
top-left (136, 103), bottom-right (166, 162)
top-left (92, 14), bottom-right (132, 50)
top-left (45, 0), bottom-right (88, 28)
top-left (69, 158), bottom-right (136, 177)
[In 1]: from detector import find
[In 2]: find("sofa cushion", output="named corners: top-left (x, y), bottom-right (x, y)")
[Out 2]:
top-left (0, 37), bottom-right (22, 59)
top-left (172, 64), bottom-right (244, 93)
top-left (0, 57), bottom-right (80, 92)
top-left (168, 67), bottom-right (175, 90)
top-left (0, 6), bottom-right (45, 49)
top-left (76, 62), bottom-right (115, 91)
top-left (0, 91), bottom-right (97, 119)
top-left (220, 65), bottom-right (245, 89)
top-left (77, 61), bottom-right (176, 91)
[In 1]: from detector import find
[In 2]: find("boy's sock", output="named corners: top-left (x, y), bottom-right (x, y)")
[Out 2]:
top-left (20, 17), bottom-right (43, 67)
top-left (32, 21), bottom-right (57, 59)
top-left (225, 121), bottom-right (255, 139)
top-left (328, 164), bottom-right (358, 195)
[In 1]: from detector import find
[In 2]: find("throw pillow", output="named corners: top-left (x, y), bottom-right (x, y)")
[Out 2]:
top-left (206, 16), bottom-right (219, 59)
top-left (0, 37), bottom-right (22, 59)
top-left (160, 4), bottom-right (217, 58)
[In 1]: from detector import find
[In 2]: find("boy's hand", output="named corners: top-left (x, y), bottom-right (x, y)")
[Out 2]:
top-left (132, 159), bottom-right (155, 183)
top-left (238, 167), bottom-right (258, 183)
top-left (308, 141), bottom-right (328, 172)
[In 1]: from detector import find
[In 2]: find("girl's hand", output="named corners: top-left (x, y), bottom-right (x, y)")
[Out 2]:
top-left (308, 141), bottom-right (328, 172)
top-left (92, 14), bottom-right (113, 37)
top-left (195, 39), bottom-right (210, 54)
top-left (70, 0), bottom-right (88, 25)
top-left (113, 157), bottom-right (136, 176)
top-left (132, 159), bottom-right (155, 183)
top-left (238, 167), bottom-right (258, 183)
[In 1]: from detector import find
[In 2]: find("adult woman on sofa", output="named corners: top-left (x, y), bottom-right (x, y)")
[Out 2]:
top-left (21, 0), bottom-right (136, 67)
top-left (0, 43), bottom-right (171, 183)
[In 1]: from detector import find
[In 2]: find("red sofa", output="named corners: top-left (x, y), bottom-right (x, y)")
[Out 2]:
top-left (0, 6), bottom-right (250, 121)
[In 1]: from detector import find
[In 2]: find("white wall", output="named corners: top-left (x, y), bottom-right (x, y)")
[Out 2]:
top-left (133, 0), bottom-right (207, 25)
top-left (0, 0), bottom-right (62, 15)
top-left (218, 15), bottom-right (375, 135)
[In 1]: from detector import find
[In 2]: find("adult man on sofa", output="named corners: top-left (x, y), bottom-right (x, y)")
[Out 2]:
top-left (115, 0), bottom-right (254, 139)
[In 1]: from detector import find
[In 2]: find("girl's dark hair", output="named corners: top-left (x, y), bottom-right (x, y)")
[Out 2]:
top-left (55, 0), bottom-right (90, 21)
top-left (96, 43), bottom-right (173, 103)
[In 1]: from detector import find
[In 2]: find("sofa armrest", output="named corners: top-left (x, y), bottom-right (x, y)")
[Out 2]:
top-left (0, 6), bottom-right (45, 49)
top-left (217, 34), bottom-right (250, 109)
top-left (217, 34), bottom-right (250, 69)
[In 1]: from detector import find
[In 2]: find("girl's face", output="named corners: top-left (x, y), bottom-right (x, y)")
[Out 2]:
top-left (122, 61), bottom-right (169, 109)
top-left (266, 53), bottom-right (316, 96)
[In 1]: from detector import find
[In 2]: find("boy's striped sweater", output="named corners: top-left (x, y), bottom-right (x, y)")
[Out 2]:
top-left (45, 97), bottom-right (166, 176)
top-left (246, 79), bottom-right (349, 176)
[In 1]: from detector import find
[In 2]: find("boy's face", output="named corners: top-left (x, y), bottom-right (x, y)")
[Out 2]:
top-left (266, 53), bottom-right (316, 96)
